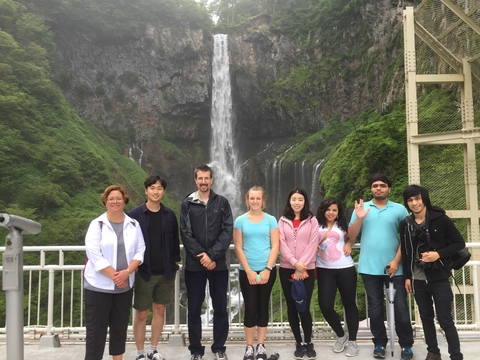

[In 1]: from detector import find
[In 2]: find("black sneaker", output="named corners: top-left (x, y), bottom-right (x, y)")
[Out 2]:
top-left (136, 355), bottom-right (146, 360)
top-left (305, 343), bottom-right (316, 360)
top-left (214, 351), bottom-right (227, 360)
top-left (294, 343), bottom-right (305, 360)
top-left (243, 345), bottom-right (254, 360)
top-left (373, 345), bottom-right (386, 359)
top-left (255, 344), bottom-right (267, 360)
top-left (147, 350), bottom-right (165, 360)
top-left (401, 347), bottom-right (414, 360)
top-left (191, 355), bottom-right (203, 360)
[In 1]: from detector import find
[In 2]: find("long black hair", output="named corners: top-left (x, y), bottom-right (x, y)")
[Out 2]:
top-left (282, 188), bottom-right (312, 221)
top-left (315, 196), bottom-right (348, 232)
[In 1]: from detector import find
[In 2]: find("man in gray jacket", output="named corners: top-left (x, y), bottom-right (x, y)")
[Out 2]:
top-left (180, 164), bottom-right (233, 360)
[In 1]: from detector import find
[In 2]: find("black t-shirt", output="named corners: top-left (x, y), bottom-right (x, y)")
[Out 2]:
top-left (147, 209), bottom-right (164, 275)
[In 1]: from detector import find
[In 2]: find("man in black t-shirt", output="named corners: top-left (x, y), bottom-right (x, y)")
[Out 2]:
top-left (128, 175), bottom-right (181, 360)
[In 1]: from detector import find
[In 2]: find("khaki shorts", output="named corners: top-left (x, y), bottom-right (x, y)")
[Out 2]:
top-left (133, 273), bottom-right (175, 311)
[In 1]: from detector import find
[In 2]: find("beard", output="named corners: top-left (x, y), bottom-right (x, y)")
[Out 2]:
top-left (373, 193), bottom-right (388, 201)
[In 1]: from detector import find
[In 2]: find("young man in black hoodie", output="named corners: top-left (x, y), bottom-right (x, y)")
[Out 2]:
top-left (400, 185), bottom-right (465, 360)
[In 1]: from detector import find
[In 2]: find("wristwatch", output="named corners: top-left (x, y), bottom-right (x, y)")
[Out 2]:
top-left (265, 266), bottom-right (273, 271)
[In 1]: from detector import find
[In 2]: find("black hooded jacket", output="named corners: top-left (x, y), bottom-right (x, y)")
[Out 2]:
top-left (400, 206), bottom-right (465, 283)
top-left (180, 190), bottom-right (233, 272)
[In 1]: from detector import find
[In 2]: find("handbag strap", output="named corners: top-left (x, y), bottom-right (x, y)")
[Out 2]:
top-left (319, 225), bottom-right (333, 244)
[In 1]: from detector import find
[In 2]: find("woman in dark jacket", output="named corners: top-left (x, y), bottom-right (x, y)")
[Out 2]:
top-left (400, 185), bottom-right (464, 360)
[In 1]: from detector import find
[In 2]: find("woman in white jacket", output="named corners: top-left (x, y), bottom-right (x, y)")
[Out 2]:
top-left (84, 185), bottom-right (145, 360)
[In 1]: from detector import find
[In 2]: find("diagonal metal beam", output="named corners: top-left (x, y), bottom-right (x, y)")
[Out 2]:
top-left (441, 0), bottom-right (480, 37)
top-left (438, 2), bottom-right (480, 40)
top-left (414, 19), bottom-right (480, 91)
top-left (414, 20), bottom-right (461, 71)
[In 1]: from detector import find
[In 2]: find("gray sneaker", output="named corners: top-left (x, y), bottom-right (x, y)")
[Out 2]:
top-left (333, 334), bottom-right (348, 353)
top-left (345, 341), bottom-right (359, 357)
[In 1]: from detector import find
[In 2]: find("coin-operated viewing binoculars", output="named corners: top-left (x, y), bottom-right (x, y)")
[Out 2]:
top-left (0, 213), bottom-right (42, 235)
top-left (1, 213), bottom-right (42, 360)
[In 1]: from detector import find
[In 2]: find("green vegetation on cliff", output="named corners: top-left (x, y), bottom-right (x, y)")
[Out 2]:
top-left (0, 0), bottom-right (177, 247)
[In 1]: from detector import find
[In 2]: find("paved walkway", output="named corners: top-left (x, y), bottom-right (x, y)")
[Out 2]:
top-left (0, 339), bottom-right (477, 360)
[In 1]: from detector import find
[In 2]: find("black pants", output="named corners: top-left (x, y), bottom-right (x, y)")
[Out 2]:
top-left (185, 270), bottom-right (229, 356)
top-left (413, 279), bottom-right (463, 360)
top-left (84, 288), bottom-right (133, 360)
top-left (239, 268), bottom-right (277, 327)
top-left (317, 266), bottom-right (359, 341)
top-left (279, 267), bottom-right (315, 344)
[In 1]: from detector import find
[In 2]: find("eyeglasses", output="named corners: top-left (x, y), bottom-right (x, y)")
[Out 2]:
top-left (371, 184), bottom-right (388, 189)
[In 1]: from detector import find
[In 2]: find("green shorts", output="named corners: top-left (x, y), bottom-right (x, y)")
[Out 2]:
top-left (133, 273), bottom-right (175, 310)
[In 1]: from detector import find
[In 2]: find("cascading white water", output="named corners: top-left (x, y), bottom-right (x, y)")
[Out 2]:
top-left (209, 34), bottom-right (241, 217)
top-left (200, 34), bottom-right (242, 326)
top-left (265, 158), bottom-right (325, 218)
top-left (310, 159), bottom-right (324, 210)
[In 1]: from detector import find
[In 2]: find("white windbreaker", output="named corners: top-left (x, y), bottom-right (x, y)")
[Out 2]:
top-left (84, 212), bottom-right (145, 290)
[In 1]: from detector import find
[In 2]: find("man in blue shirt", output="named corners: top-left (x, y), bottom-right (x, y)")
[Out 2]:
top-left (348, 174), bottom-right (413, 360)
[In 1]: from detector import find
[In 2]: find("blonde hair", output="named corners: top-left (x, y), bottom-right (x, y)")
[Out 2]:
top-left (245, 185), bottom-right (266, 210)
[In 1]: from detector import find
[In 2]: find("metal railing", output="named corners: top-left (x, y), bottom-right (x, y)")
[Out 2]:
top-left (0, 244), bottom-right (479, 342)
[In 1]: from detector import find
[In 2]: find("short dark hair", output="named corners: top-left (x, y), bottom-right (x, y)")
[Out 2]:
top-left (194, 164), bottom-right (213, 179)
top-left (403, 184), bottom-right (432, 211)
top-left (315, 196), bottom-right (348, 232)
top-left (282, 188), bottom-right (312, 221)
top-left (144, 175), bottom-right (167, 189)
top-left (369, 173), bottom-right (392, 188)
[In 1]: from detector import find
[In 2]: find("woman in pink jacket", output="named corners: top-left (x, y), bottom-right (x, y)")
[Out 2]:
top-left (279, 188), bottom-right (319, 360)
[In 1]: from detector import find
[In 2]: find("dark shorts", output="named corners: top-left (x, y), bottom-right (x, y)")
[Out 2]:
top-left (133, 273), bottom-right (175, 310)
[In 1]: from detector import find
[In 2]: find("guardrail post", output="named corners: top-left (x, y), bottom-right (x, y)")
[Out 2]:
top-left (39, 269), bottom-right (60, 347)
top-left (473, 264), bottom-right (480, 327)
top-left (168, 270), bottom-right (185, 346)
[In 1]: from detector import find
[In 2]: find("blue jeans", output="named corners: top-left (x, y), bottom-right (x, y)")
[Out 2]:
top-left (185, 270), bottom-right (229, 356)
top-left (361, 274), bottom-right (413, 348)
top-left (413, 279), bottom-right (463, 360)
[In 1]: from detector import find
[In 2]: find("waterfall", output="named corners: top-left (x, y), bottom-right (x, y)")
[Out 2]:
top-left (265, 158), bottom-right (325, 218)
top-left (310, 159), bottom-right (324, 211)
top-left (201, 34), bottom-right (241, 326)
top-left (128, 143), bottom-right (143, 166)
top-left (209, 34), bottom-right (241, 217)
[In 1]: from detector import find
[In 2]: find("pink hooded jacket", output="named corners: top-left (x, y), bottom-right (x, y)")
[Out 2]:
top-left (278, 215), bottom-right (320, 270)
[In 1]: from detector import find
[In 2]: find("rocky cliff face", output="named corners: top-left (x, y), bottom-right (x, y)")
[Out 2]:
top-left (229, 0), bottom-right (410, 164)
top-left (45, 21), bottom-right (214, 199)
top-left (24, 0), bottom-right (412, 202)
